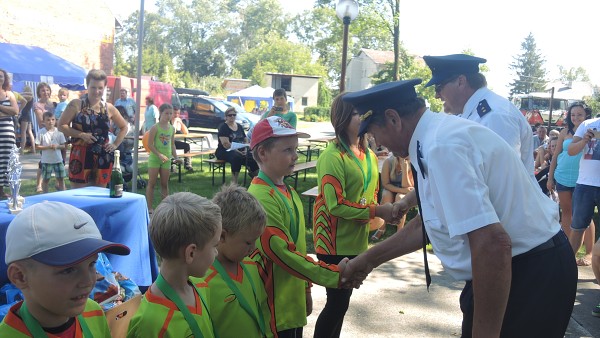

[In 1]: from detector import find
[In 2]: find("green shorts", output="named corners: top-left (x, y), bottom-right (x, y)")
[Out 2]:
top-left (41, 162), bottom-right (66, 180)
top-left (148, 153), bottom-right (171, 169)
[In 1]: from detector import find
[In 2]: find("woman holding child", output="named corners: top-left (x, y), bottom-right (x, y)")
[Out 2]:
top-left (312, 93), bottom-right (392, 338)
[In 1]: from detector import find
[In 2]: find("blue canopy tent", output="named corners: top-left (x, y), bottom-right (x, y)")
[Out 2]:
top-left (0, 42), bottom-right (87, 92)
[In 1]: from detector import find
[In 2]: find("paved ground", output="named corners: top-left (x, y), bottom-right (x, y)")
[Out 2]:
top-left (304, 251), bottom-right (599, 337)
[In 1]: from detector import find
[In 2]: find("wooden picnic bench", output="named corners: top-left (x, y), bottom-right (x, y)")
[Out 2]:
top-left (286, 160), bottom-right (317, 189)
top-left (301, 186), bottom-right (319, 226)
top-left (171, 150), bottom-right (215, 183)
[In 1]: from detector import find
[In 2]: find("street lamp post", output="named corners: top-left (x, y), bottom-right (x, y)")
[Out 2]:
top-left (336, 0), bottom-right (359, 93)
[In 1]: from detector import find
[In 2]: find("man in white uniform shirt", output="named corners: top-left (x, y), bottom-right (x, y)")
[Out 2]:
top-left (342, 79), bottom-right (577, 337)
top-left (424, 54), bottom-right (534, 176)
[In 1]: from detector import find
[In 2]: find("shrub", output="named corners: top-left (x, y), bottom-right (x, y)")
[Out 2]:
top-left (304, 107), bottom-right (330, 121)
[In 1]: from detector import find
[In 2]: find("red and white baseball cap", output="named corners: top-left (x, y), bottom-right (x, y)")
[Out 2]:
top-left (250, 116), bottom-right (310, 150)
top-left (5, 201), bottom-right (130, 266)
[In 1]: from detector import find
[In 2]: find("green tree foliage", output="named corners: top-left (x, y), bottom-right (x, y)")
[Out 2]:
top-left (509, 33), bottom-right (547, 96)
top-left (292, 2), bottom-right (392, 86)
top-left (224, 0), bottom-right (288, 60)
top-left (558, 66), bottom-right (590, 82)
top-left (583, 93), bottom-right (600, 115)
top-left (235, 33), bottom-right (327, 83)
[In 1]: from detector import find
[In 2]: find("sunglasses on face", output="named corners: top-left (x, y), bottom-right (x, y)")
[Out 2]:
top-left (435, 75), bottom-right (459, 94)
top-left (227, 114), bottom-right (237, 117)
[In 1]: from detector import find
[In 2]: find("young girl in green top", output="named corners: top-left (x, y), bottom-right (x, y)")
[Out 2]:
top-left (146, 103), bottom-right (180, 213)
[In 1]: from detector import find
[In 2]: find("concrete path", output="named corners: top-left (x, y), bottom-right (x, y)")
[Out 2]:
top-left (305, 251), bottom-right (599, 337)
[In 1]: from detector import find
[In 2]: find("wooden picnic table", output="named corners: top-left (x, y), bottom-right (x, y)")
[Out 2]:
top-left (174, 132), bottom-right (212, 149)
top-left (308, 136), bottom-right (336, 145)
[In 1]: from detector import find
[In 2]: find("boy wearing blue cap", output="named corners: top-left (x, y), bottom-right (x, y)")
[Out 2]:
top-left (424, 54), bottom-right (534, 176)
top-left (341, 79), bottom-right (577, 337)
top-left (0, 201), bottom-right (131, 337)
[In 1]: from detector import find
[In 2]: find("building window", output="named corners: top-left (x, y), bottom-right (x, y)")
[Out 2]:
top-left (271, 75), bottom-right (292, 92)
top-left (302, 97), bottom-right (308, 106)
top-left (280, 77), bottom-right (292, 91)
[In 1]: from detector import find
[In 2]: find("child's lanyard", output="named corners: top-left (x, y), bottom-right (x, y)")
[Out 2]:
top-left (18, 301), bottom-right (93, 338)
top-left (339, 140), bottom-right (372, 205)
top-left (212, 260), bottom-right (266, 337)
top-left (257, 171), bottom-right (300, 243)
top-left (155, 274), bottom-right (216, 338)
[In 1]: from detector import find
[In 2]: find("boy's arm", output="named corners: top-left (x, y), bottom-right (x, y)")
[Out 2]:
top-left (57, 132), bottom-right (67, 149)
top-left (257, 194), bottom-right (341, 288)
top-left (35, 133), bottom-right (48, 151)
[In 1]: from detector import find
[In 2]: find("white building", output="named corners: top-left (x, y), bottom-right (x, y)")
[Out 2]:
top-left (265, 72), bottom-right (320, 112)
top-left (345, 49), bottom-right (394, 92)
top-left (546, 80), bottom-right (595, 101)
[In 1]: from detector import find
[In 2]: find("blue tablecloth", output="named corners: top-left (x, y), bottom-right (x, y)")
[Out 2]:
top-left (0, 187), bottom-right (158, 287)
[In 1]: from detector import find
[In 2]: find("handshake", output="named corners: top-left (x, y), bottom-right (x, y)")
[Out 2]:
top-left (337, 195), bottom-right (416, 289)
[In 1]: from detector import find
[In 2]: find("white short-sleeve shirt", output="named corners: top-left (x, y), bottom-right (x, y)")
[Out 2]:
top-left (409, 110), bottom-right (560, 280)
top-left (36, 128), bottom-right (67, 164)
top-left (574, 117), bottom-right (600, 187)
top-left (462, 87), bottom-right (535, 176)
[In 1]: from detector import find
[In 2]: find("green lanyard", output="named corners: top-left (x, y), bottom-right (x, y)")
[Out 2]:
top-left (339, 141), bottom-right (373, 203)
top-left (155, 274), bottom-right (217, 338)
top-left (18, 301), bottom-right (93, 338)
top-left (212, 260), bottom-right (266, 337)
top-left (258, 171), bottom-right (300, 243)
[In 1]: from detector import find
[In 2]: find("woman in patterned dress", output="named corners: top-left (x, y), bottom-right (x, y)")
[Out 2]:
top-left (0, 69), bottom-right (18, 198)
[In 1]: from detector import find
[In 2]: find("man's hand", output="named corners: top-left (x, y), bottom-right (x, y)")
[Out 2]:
top-left (391, 199), bottom-right (410, 224)
top-left (340, 255), bottom-right (372, 289)
top-left (375, 203), bottom-right (394, 224)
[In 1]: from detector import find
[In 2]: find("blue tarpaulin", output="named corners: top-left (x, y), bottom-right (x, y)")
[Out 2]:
top-left (0, 42), bottom-right (87, 91)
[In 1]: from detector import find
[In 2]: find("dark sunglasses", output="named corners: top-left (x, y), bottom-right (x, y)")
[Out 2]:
top-left (435, 75), bottom-right (459, 94)
top-left (227, 114), bottom-right (237, 117)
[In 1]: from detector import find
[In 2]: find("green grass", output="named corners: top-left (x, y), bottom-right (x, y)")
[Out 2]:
top-left (17, 154), bottom-right (598, 256)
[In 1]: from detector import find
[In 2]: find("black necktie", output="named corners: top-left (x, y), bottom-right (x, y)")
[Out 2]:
top-left (411, 163), bottom-right (432, 290)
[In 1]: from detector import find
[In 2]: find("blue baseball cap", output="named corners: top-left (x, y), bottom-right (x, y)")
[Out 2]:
top-left (424, 54), bottom-right (487, 87)
top-left (343, 79), bottom-right (422, 136)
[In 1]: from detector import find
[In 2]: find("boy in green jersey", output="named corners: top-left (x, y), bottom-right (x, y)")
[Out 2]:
top-left (127, 192), bottom-right (222, 337)
top-left (200, 184), bottom-right (275, 337)
top-left (0, 201), bottom-right (131, 337)
top-left (247, 117), bottom-right (349, 337)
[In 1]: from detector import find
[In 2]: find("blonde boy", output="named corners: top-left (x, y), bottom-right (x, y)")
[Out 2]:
top-left (0, 201), bottom-right (131, 337)
top-left (36, 112), bottom-right (67, 192)
top-left (127, 192), bottom-right (222, 337)
top-left (200, 184), bottom-right (275, 337)
top-left (247, 116), bottom-right (347, 337)
top-left (54, 88), bottom-right (69, 162)
top-left (54, 88), bottom-right (69, 120)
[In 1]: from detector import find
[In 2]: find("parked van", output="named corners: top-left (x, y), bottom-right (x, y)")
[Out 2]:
top-left (106, 76), bottom-right (185, 127)
top-left (178, 93), bottom-right (250, 131)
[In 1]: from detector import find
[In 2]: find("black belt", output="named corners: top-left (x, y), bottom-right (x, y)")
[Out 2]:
top-left (517, 230), bottom-right (567, 259)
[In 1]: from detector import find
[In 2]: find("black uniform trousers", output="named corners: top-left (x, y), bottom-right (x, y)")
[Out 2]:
top-left (459, 230), bottom-right (577, 338)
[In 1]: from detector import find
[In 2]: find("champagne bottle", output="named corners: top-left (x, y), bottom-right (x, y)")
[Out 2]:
top-left (110, 150), bottom-right (124, 198)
